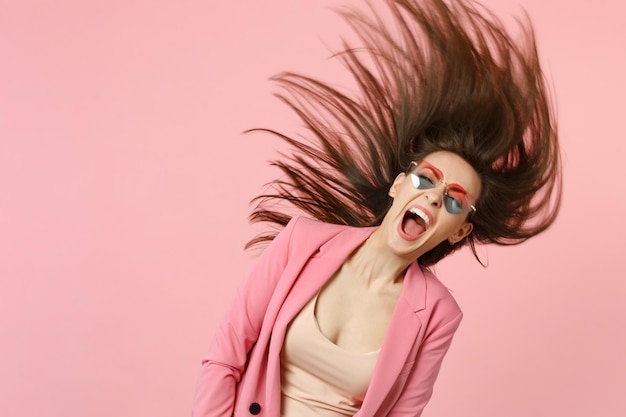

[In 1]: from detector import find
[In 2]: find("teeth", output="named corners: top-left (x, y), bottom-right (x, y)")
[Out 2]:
top-left (409, 208), bottom-right (430, 227)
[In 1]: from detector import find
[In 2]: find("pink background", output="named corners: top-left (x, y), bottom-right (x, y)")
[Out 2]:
top-left (1, 0), bottom-right (625, 416)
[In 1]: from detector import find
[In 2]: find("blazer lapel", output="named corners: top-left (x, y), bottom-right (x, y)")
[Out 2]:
top-left (270, 224), bottom-right (379, 347)
top-left (265, 224), bottom-right (378, 414)
top-left (359, 262), bottom-right (427, 416)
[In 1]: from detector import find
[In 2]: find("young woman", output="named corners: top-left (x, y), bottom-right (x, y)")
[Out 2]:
top-left (193, 0), bottom-right (561, 416)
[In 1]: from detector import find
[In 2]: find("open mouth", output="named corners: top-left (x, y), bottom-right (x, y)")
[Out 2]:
top-left (400, 207), bottom-right (430, 240)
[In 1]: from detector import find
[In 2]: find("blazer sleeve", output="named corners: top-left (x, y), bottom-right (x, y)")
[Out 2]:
top-left (388, 310), bottom-right (463, 417)
top-left (192, 217), bottom-right (301, 417)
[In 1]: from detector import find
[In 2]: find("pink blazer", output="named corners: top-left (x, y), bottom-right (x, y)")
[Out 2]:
top-left (193, 216), bottom-right (462, 417)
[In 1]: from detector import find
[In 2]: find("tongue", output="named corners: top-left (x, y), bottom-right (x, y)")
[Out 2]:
top-left (403, 217), bottom-right (426, 239)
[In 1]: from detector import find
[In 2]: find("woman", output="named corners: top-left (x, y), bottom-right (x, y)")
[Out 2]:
top-left (193, 0), bottom-right (561, 416)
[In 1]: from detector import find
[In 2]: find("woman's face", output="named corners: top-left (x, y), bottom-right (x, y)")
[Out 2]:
top-left (378, 151), bottom-right (482, 261)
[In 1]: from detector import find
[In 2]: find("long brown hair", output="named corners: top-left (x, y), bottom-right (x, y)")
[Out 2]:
top-left (245, 0), bottom-right (562, 266)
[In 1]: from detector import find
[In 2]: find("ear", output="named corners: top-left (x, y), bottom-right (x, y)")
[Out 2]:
top-left (449, 222), bottom-right (474, 243)
top-left (388, 173), bottom-right (406, 198)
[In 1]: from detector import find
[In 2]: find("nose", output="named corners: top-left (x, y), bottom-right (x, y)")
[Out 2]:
top-left (425, 185), bottom-right (444, 208)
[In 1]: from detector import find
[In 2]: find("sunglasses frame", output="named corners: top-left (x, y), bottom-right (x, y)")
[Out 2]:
top-left (407, 160), bottom-right (477, 218)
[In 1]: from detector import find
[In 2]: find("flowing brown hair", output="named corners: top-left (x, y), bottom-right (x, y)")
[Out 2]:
top-left (245, 0), bottom-right (562, 266)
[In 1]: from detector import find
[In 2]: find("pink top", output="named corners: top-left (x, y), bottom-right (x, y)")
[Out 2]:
top-left (280, 293), bottom-right (379, 417)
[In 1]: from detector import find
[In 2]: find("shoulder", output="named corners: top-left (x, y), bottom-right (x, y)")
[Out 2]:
top-left (423, 268), bottom-right (461, 307)
top-left (287, 216), bottom-right (356, 243)
top-left (424, 267), bottom-right (462, 318)
top-left (289, 216), bottom-right (350, 233)
top-left (409, 265), bottom-right (463, 325)
top-left (284, 217), bottom-right (382, 262)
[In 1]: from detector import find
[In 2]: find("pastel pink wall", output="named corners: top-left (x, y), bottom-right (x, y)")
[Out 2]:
top-left (1, 0), bottom-right (624, 416)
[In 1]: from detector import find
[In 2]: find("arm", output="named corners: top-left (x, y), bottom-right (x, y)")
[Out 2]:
top-left (388, 310), bottom-right (463, 417)
top-left (192, 217), bottom-right (300, 417)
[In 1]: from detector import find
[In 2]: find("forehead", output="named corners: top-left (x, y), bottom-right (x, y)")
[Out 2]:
top-left (421, 151), bottom-right (482, 197)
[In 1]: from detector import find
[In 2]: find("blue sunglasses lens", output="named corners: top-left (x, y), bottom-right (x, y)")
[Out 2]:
top-left (443, 196), bottom-right (467, 214)
top-left (410, 173), bottom-right (435, 190)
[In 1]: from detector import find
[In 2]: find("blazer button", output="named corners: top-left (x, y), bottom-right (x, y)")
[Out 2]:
top-left (249, 402), bottom-right (261, 415)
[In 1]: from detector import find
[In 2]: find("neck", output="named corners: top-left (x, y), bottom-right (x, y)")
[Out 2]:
top-left (347, 229), bottom-right (415, 288)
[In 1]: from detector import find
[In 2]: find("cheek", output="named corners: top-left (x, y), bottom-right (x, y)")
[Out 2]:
top-left (393, 180), bottom-right (415, 201)
top-left (438, 214), bottom-right (466, 233)
top-left (391, 186), bottom-right (417, 212)
top-left (383, 190), bottom-right (411, 222)
top-left (386, 198), bottom-right (405, 218)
